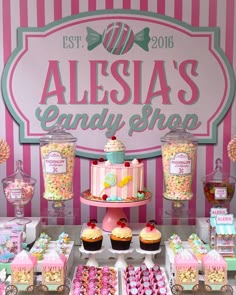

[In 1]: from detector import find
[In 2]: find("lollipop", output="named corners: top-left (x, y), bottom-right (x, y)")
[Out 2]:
top-left (227, 136), bottom-right (236, 161)
top-left (0, 138), bottom-right (10, 164)
top-left (86, 22), bottom-right (150, 55)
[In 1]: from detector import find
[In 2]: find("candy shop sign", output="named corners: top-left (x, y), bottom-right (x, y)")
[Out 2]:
top-left (2, 10), bottom-right (235, 159)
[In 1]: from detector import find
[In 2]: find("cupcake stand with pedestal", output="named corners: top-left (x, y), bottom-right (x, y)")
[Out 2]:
top-left (79, 246), bottom-right (105, 267)
top-left (109, 248), bottom-right (134, 269)
top-left (80, 190), bottom-right (152, 232)
top-left (136, 248), bottom-right (161, 268)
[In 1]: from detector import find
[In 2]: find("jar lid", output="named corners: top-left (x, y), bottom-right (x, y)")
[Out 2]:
top-left (161, 127), bottom-right (198, 144)
top-left (2, 160), bottom-right (36, 185)
top-left (39, 125), bottom-right (77, 143)
top-left (202, 158), bottom-right (235, 183)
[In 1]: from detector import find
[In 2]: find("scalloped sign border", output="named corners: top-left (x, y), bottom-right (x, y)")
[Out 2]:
top-left (1, 10), bottom-right (235, 159)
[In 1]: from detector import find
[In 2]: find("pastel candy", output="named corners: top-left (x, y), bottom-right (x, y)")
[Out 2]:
top-left (86, 22), bottom-right (150, 55)
top-left (104, 173), bottom-right (117, 186)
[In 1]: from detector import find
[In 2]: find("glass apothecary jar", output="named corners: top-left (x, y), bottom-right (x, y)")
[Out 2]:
top-left (2, 160), bottom-right (36, 224)
top-left (40, 125), bottom-right (77, 209)
top-left (202, 158), bottom-right (235, 207)
top-left (161, 127), bottom-right (198, 207)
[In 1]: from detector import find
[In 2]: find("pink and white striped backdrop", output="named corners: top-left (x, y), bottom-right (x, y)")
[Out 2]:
top-left (0, 0), bottom-right (235, 225)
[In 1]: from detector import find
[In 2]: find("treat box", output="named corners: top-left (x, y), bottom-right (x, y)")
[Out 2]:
top-left (0, 217), bottom-right (41, 245)
top-left (122, 266), bottom-right (171, 295)
top-left (70, 265), bottom-right (119, 295)
top-left (196, 217), bottom-right (236, 244)
top-left (30, 240), bottom-right (74, 274)
top-left (165, 241), bottom-right (207, 279)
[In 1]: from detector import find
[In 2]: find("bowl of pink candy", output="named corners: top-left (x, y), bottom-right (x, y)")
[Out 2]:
top-left (2, 160), bottom-right (36, 224)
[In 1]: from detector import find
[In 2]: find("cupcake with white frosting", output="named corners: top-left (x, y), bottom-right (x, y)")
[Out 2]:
top-left (139, 220), bottom-right (161, 251)
top-left (104, 136), bottom-right (125, 164)
top-left (110, 218), bottom-right (132, 250)
top-left (81, 220), bottom-right (103, 251)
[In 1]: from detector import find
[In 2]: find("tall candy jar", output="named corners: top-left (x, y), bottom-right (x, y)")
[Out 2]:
top-left (161, 127), bottom-right (198, 214)
top-left (40, 125), bottom-right (77, 214)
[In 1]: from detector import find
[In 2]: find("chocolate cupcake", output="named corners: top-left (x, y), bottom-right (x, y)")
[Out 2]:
top-left (81, 220), bottom-right (103, 251)
top-left (139, 220), bottom-right (161, 251)
top-left (110, 218), bottom-right (132, 250)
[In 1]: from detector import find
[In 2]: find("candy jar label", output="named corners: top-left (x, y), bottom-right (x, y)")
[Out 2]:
top-left (10, 188), bottom-right (22, 200)
top-left (215, 187), bottom-right (227, 200)
top-left (44, 151), bottom-right (67, 174)
top-left (170, 152), bottom-right (192, 175)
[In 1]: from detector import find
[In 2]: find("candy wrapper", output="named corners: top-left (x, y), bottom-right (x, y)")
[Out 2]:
top-left (86, 22), bottom-right (150, 55)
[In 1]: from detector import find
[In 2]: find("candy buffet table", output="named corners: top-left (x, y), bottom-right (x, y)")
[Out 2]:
top-left (1, 220), bottom-right (236, 294)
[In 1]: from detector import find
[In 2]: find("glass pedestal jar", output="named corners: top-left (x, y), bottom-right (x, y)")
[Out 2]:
top-left (202, 158), bottom-right (235, 210)
top-left (40, 125), bottom-right (77, 216)
top-left (2, 160), bottom-right (36, 224)
top-left (161, 127), bottom-right (198, 217)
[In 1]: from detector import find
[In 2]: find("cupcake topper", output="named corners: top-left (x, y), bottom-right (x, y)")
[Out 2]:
top-left (111, 136), bottom-right (116, 140)
top-left (117, 218), bottom-right (127, 228)
top-left (87, 219), bottom-right (97, 229)
top-left (0, 139), bottom-right (10, 164)
top-left (146, 220), bottom-right (157, 231)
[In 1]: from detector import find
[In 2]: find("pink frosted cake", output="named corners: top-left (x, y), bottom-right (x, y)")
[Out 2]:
top-left (84, 136), bottom-right (151, 202)
top-left (174, 249), bottom-right (198, 286)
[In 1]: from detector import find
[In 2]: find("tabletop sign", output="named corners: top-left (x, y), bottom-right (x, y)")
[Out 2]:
top-left (1, 10), bottom-right (235, 159)
top-left (210, 207), bottom-right (228, 217)
top-left (216, 214), bottom-right (234, 225)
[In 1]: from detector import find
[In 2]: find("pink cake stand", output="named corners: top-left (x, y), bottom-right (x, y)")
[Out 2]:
top-left (80, 190), bottom-right (151, 231)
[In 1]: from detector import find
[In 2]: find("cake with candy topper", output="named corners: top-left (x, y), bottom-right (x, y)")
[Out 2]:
top-left (83, 136), bottom-right (151, 203)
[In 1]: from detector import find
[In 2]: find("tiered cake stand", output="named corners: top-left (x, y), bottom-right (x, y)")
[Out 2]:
top-left (80, 190), bottom-right (151, 231)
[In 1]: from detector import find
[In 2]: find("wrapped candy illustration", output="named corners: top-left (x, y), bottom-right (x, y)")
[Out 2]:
top-left (86, 22), bottom-right (150, 55)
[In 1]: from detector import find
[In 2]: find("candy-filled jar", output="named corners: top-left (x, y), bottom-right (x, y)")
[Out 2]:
top-left (202, 158), bottom-right (235, 207)
top-left (161, 127), bottom-right (198, 207)
top-left (2, 160), bottom-right (36, 224)
top-left (40, 125), bottom-right (77, 208)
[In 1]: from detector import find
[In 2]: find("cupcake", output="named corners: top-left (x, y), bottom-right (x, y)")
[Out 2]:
top-left (58, 232), bottom-right (70, 244)
top-left (104, 136), bottom-right (125, 164)
top-left (110, 218), bottom-right (132, 250)
top-left (139, 221), bottom-right (161, 251)
top-left (31, 248), bottom-right (44, 260)
top-left (81, 220), bottom-right (103, 251)
top-left (56, 239), bottom-right (67, 255)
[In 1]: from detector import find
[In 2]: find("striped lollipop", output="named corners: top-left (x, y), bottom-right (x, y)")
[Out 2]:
top-left (0, 138), bottom-right (10, 164)
top-left (86, 22), bottom-right (150, 55)
top-left (227, 136), bottom-right (236, 162)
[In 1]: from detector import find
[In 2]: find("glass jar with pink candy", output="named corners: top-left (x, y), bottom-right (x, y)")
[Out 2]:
top-left (2, 160), bottom-right (36, 224)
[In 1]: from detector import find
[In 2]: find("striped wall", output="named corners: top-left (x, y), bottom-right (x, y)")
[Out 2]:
top-left (0, 0), bottom-right (235, 225)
